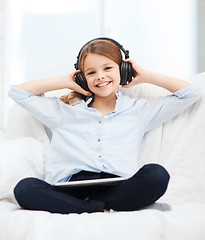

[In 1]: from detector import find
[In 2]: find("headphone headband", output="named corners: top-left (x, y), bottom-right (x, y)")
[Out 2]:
top-left (74, 37), bottom-right (130, 70)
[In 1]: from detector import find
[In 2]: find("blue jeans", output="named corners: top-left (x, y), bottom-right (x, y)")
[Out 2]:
top-left (14, 164), bottom-right (170, 214)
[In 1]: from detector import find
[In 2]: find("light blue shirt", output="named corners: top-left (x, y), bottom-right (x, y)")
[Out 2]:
top-left (8, 85), bottom-right (201, 184)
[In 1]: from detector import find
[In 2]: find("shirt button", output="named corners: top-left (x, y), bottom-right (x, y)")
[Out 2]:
top-left (99, 120), bottom-right (102, 124)
top-left (98, 139), bottom-right (101, 142)
top-left (98, 155), bottom-right (102, 158)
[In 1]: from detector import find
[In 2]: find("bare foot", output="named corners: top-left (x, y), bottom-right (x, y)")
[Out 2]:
top-left (104, 209), bottom-right (109, 213)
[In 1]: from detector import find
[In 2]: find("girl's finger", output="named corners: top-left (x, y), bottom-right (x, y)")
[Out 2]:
top-left (122, 81), bottom-right (135, 88)
top-left (70, 70), bottom-right (92, 96)
top-left (124, 58), bottom-right (135, 65)
top-left (71, 82), bottom-right (92, 96)
top-left (71, 70), bottom-right (81, 79)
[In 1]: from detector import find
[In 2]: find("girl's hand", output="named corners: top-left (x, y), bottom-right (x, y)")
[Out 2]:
top-left (65, 70), bottom-right (92, 96)
top-left (122, 59), bottom-right (148, 88)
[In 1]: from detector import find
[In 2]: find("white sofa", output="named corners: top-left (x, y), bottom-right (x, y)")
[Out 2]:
top-left (1, 73), bottom-right (205, 240)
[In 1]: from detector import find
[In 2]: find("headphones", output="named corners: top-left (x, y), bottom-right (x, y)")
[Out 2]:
top-left (74, 37), bottom-right (133, 92)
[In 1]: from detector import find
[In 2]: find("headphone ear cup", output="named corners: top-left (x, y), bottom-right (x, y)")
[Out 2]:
top-left (75, 72), bottom-right (90, 92)
top-left (120, 61), bottom-right (133, 85)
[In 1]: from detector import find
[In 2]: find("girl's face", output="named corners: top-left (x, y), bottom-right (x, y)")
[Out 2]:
top-left (83, 53), bottom-right (121, 98)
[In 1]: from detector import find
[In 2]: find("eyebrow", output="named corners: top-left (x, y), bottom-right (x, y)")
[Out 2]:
top-left (84, 67), bottom-right (94, 73)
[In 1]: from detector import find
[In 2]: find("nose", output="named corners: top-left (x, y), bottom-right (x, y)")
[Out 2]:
top-left (96, 71), bottom-right (104, 80)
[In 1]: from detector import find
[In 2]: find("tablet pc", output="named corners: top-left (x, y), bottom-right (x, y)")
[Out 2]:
top-left (53, 176), bottom-right (129, 188)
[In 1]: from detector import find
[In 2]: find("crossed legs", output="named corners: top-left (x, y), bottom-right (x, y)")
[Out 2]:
top-left (14, 163), bottom-right (170, 214)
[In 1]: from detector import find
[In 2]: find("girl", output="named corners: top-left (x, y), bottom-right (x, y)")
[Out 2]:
top-left (9, 38), bottom-right (201, 214)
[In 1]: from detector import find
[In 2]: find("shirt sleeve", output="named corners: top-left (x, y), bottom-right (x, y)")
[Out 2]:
top-left (141, 85), bottom-right (202, 133)
top-left (8, 86), bottom-right (63, 130)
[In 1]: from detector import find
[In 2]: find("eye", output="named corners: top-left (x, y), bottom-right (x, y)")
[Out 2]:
top-left (87, 71), bottom-right (95, 76)
top-left (105, 66), bottom-right (112, 71)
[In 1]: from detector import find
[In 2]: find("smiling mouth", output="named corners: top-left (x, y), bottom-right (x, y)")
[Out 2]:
top-left (96, 81), bottom-right (112, 88)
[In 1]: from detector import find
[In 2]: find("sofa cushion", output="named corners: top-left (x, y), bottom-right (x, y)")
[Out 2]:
top-left (0, 137), bottom-right (44, 204)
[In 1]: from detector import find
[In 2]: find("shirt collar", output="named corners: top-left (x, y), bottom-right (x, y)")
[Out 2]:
top-left (116, 91), bottom-right (121, 99)
top-left (84, 91), bottom-right (122, 107)
top-left (85, 96), bottom-right (93, 106)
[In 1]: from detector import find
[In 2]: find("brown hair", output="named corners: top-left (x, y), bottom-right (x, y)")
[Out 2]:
top-left (60, 39), bottom-right (122, 105)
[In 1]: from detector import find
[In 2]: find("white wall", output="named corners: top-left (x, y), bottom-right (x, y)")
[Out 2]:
top-left (5, 0), bottom-right (103, 86)
top-left (103, 0), bottom-right (197, 78)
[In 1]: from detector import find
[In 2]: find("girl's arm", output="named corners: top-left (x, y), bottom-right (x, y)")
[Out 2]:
top-left (15, 70), bottom-right (92, 96)
top-left (123, 59), bottom-right (191, 92)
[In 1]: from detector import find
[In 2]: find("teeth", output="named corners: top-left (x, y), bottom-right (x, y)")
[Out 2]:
top-left (97, 82), bottom-right (110, 87)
